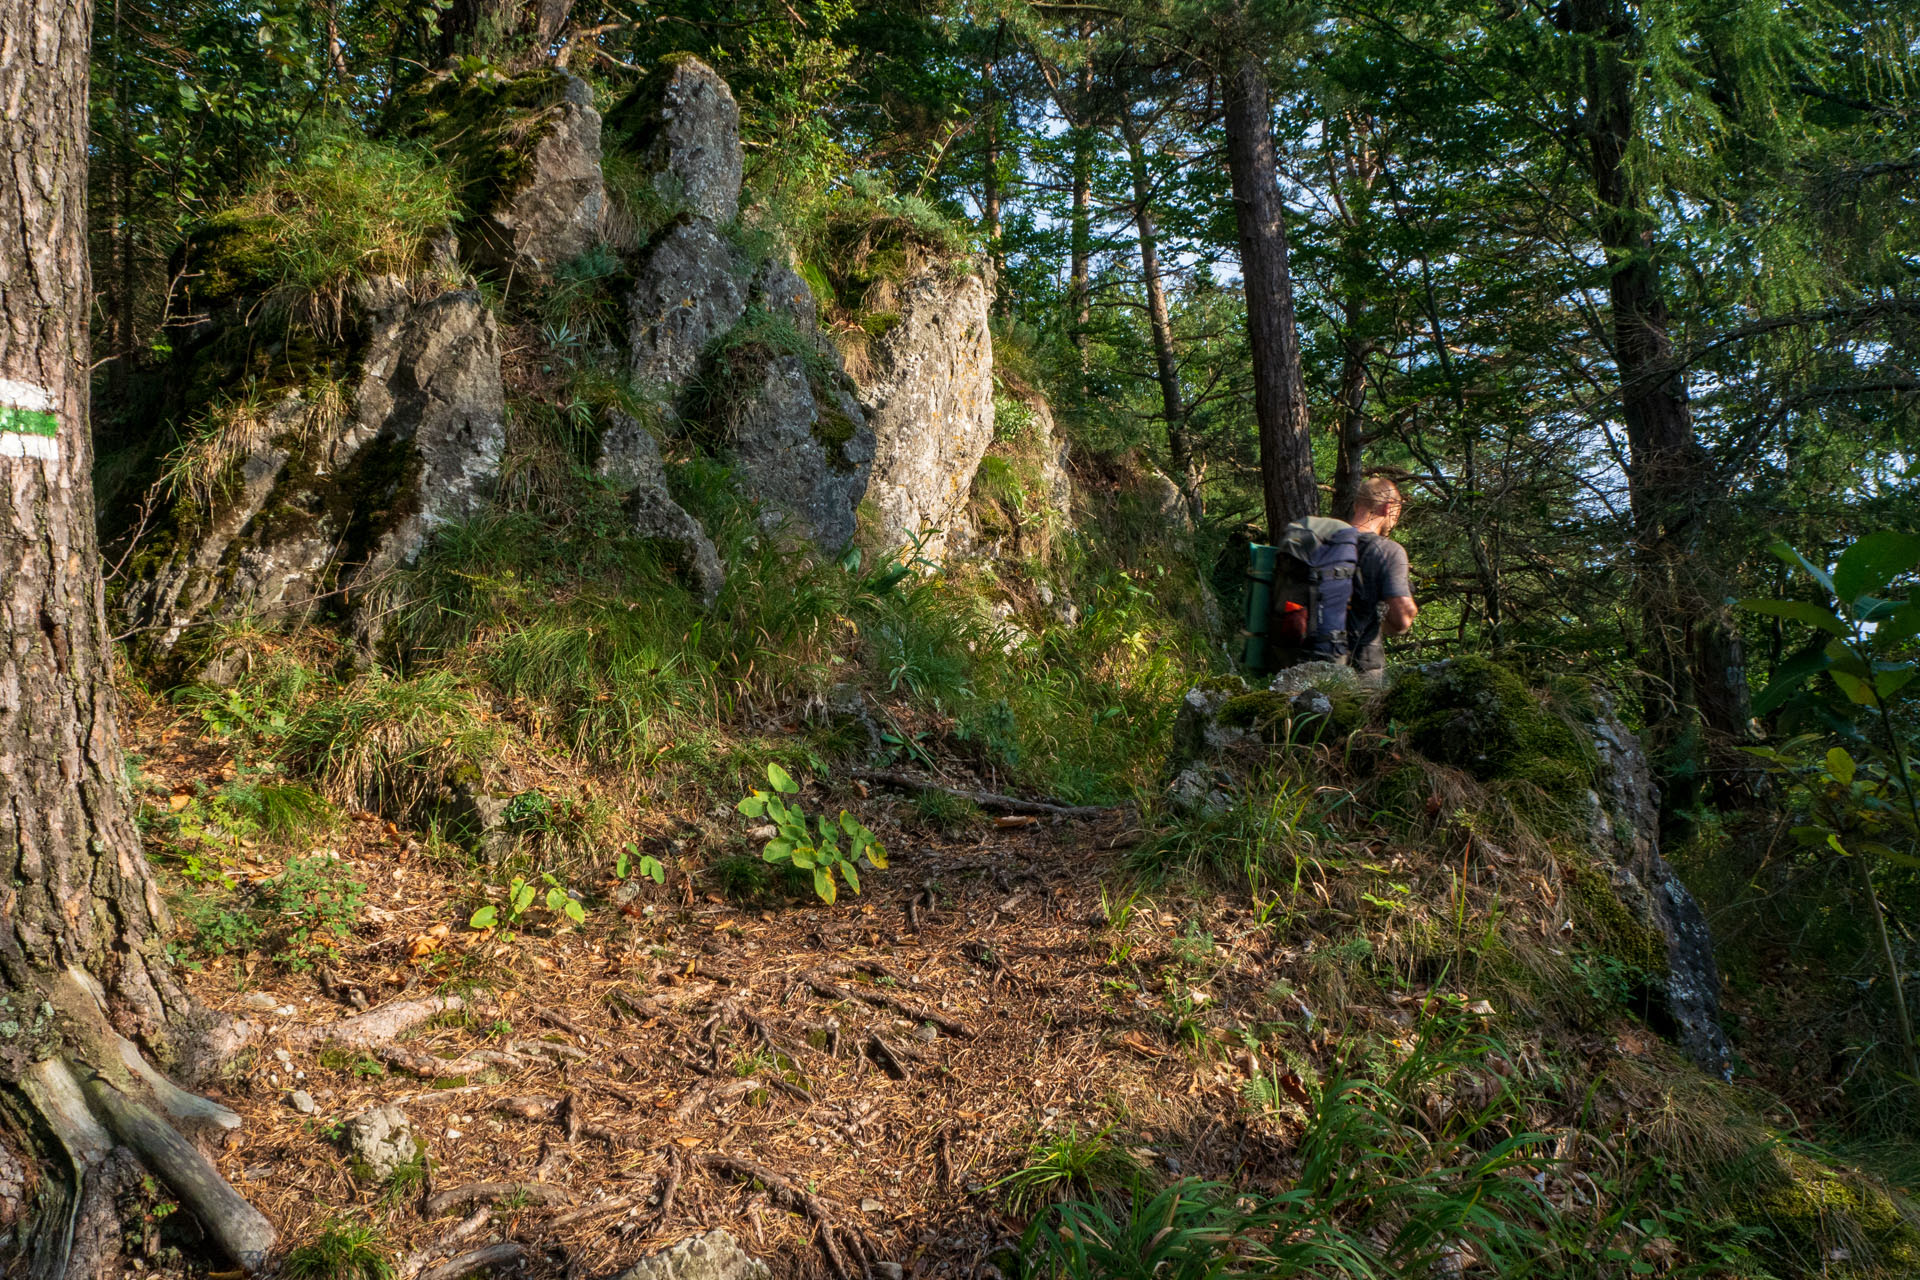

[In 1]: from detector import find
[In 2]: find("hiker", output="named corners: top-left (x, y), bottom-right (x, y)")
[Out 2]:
top-left (1248, 475), bottom-right (1417, 675)
top-left (1344, 477), bottom-right (1418, 675)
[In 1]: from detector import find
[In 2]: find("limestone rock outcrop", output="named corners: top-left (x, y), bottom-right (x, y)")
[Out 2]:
top-left (860, 267), bottom-right (996, 559)
top-left (614, 59), bottom-right (872, 554)
top-left (1584, 697), bottom-right (1731, 1076)
top-left (414, 66), bottom-right (605, 277)
top-left (607, 57), bottom-right (745, 225)
top-left (121, 280), bottom-right (504, 658)
top-left (614, 1230), bottom-right (769, 1280)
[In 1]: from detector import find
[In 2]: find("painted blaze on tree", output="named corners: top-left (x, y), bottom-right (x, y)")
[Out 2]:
top-left (1, 0), bottom-right (273, 1272)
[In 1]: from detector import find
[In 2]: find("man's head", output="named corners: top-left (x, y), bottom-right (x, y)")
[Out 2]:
top-left (1350, 476), bottom-right (1405, 535)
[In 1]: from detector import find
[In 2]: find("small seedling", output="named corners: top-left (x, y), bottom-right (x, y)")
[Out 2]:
top-left (616, 842), bottom-right (665, 884)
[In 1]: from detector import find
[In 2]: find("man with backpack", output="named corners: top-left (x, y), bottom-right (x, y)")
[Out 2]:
top-left (1247, 476), bottom-right (1417, 676)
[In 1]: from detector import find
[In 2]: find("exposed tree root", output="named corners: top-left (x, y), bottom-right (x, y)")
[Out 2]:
top-left (803, 968), bottom-right (973, 1038)
top-left (699, 1152), bottom-right (872, 1280)
top-left (416, 1242), bottom-right (524, 1280)
top-left (424, 1180), bottom-right (575, 1217)
top-left (289, 995), bottom-right (467, 1050)
top-left (852, 768), bottom-right (1120, 818)
top-left (9, 969), bottom-right (275, 1278)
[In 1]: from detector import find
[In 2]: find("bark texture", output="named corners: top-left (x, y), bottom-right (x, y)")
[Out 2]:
top-left (1223, 56), bottom-right (1317, 536)
top-left (1121, 113), bottom-right (1201, 525)
top-left (2, 1), bottom-right (271, 1272)
top-left (1569, 0), bottom-right (1753, 789)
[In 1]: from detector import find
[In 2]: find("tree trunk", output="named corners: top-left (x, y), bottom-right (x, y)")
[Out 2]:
top-left (981, 39), bottom-right (1005, 306)
top-left (1223, 55), bottom-right (1316, 536)
top-left (1122, 114), bottom-right (1203, 525)
top-left (1, 1), bottom-right (271, 1272)
top-left (1331, 320), bottom-right (1372, 519)
top-left (1069, 23), bottom-right (1094, 372)
top-left (437, 0), bottom-right (573, 65)
top-left (1569, 0), bottom-right (1753, 782)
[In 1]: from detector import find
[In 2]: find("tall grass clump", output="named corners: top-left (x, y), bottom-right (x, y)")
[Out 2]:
top-left (281, 671), bottom-right (495, 814)
top-left (193, 136), bottom-right (459, 312)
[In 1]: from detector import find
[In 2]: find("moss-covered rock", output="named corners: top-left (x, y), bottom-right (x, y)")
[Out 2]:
top-left (405, 63), bottom-right (603, 275)
top-left (1385, 657), bottom-right (1595, 804)
top-left (1558, 852), bottom-right (1668, 975)
top-left (1752, 1148), bottom-right (1920, 1276)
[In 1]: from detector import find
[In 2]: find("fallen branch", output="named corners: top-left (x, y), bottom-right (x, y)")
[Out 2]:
top-left (287, 996), bottom-right (465, 1050)
top-left (425, 1181), bottom-right (575, 1217)
top-left (417, 1243), bottom-right (524, 1280)
top-left (853, 768), bottom-right (1119, 819)
top-left (377, 1045), bottom-right (523, 1078)
top-left (804, 970), bottom-right (972, 1038)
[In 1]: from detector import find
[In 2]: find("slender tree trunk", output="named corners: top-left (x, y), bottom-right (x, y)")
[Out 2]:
top-left (1223, 56), bottom-right (1316, 535)
top-left (1570, 0), bottom-right (1752, 783)
top-left (1122, 114), bottom-right (1203, 524)
top-left (437, 0), bottom-right (573, 64)
top-left (2, 1), bottom-right (271, 1272)
top-left (1331, 320), bottom-right (1372, 518)
top-left (982, 39), bottom-right (1005, 308)
top-left (1069, 24), bottom-right (1094, 372)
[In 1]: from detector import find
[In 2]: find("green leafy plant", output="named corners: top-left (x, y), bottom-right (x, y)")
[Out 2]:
top-left (737, 763), bottom-right (886, 904)
top-left (469, 871), bottom-right (585, 930)
top-left (1738, 532), bottom-right (1920, 1085)
top-left (270, 856), bottom-right (366, 971)
top-left (616, 842), bottom-right (665, 885)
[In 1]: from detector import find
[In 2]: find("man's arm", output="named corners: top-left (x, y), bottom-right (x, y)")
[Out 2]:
top-left (1380, 540), bottom-right (1418, 636)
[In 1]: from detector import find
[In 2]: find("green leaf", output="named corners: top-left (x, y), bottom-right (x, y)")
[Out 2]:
top-left (839, 810), bottom-right (860, 834)
top-left (1754, 649), bottom-right (1833, 715)
top-left (791, 847), bottom-right (816, 869)
top-left (841, 860), bottom-right (860, 895)
top-left (767, 762), bottom-right (798, 794)
top-left (1827, 747), bottom-right (1857, 785)
top-left (764, 839), bottom-right (794, 860)
top-left (1856, 841), bottom-right (1920, 869)
top-left (1769, 540), bottom-right (1836, 596)
top-left (737, 794), bottom-right (767, 817)
top-left (1827, 833), bottom-right (1851, 857)
top-left (468, 905), bottom-right (498, 929)
top-left (1738, 598), bottom-right (1847, 637)
top-left (545, 886), bottom-right (568, 912)
top-left (1834, 532), bottom-right (1920, 606)
top-left (1790, 825), bottom-right (1832, 848)
top-left (814, 868), bottom-right (836, 904)
top-left (1873, 603), bottom-right (1920, 651)
top-left (640, 855), bottom-right (666, 884)
top-left (616, 850), bottom-right (630, 879)
top-left (1830, 668), bottom-right (1878, 705)
top-left (865, 842), bottom-right (889, 870)
top-left (563, 899), bottom-right (586, 924)
top-left (511, 881), bottom-right (535, 913)
top-left (1876, 668), bottom-right (1917, 700)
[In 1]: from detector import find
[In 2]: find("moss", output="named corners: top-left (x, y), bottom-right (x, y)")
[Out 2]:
top-left (1195, 674), bottom-right (1249, 695)
top-left (1385, 657), bottom-right (1596, 806)
top-left (1751, 1148), bottom-right (1920, 1276)
top-left (1558, 853), bottom-right (1667, 975)
top-left (1218, 691), bottom-right (1289, 732)
top-left (405, 63), bottom-right (576, 237)
top-left (858, 311), bottom-right (901, 339)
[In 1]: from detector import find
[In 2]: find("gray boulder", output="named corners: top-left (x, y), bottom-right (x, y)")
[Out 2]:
top-left (412, 67), bottom-right (605, 278)
top-left (860, 267), bottom-right (996, 561)
top-left (343, 1104), bottom-right (419, 1183)
top-left (610, 57), bottom-right (744, 225)
top-left (122, 279), bottom-right (504, 657)
top-left (615, 1230), bottom-right (769, 1280)
top-left (597, 414), bottom-right (727, 604)
top-left (471, 72), bottom-right (604, 274)
top-left (1584, 698), bottom-right (1731, 1076)
top-left (628, 220), bottom-right (749, 391)
top-left (728, 352), bottom-right (874, 552)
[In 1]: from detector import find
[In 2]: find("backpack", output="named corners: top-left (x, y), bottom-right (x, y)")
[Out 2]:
top-left (1261, 516), bottom-right (1361, 669)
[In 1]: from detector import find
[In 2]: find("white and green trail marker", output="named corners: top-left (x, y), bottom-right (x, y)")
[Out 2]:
top-left (0, 377), bottom-right (60, 461)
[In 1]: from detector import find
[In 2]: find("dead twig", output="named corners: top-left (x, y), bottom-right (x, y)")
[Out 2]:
top-left (700, 1153), bottom-right (867, 1280)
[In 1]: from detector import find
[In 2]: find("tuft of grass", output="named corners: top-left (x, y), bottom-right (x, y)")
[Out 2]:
top-left (281, 672), bottom-right (496, 816)
top-left (912, 787), bottom-right (983, 833)
top-left (283, 1219), bottom-right (393, 1280)
top-left (998, 1125), bottom-right (1147, 1217)
top-left (192, 136), bottom-right (459, 314)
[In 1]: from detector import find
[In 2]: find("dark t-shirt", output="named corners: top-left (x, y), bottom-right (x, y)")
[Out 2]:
top-left (1349, 532), bottom-right (1412, 672)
